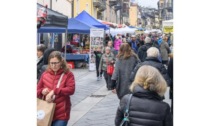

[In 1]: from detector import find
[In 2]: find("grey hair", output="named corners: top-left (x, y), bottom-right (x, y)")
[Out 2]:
top-left (147, 47), bottom-right (160, 58)
top-left (145, 37), bottom-right (151, 43)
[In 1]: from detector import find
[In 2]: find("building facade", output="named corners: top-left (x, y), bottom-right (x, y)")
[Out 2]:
top-left (37, 0), bottom-right (72, 18)
top-left (129, 3), bottom-right (138, 26)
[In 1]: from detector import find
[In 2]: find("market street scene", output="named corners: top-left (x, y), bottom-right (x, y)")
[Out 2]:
top-left (37, 0), bottom-right (173, 126)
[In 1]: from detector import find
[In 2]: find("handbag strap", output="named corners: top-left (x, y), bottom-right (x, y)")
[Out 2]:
top-left (120, 94), bottom-right (133, 126)
top-left (124, 94), bottom-right (133, 117)
top-left (56, 73), bottom-right (64, 88)
top-left (52, 73), bottom-right (64, 100)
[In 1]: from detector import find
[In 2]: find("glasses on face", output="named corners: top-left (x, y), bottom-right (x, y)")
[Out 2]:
top-left (50, 62), bottom-right (60, 65)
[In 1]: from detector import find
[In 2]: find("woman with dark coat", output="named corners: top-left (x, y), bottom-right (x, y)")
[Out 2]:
top-left (111, 43), bottom-right (140, 99)
top-left (115, 65), bottom-right (173, 126)
top-left (131, 47), bottom-right (171, 86)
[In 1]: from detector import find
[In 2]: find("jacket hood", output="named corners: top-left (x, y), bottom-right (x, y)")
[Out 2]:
top-left (43, 48), bottom-right (56, 65)
top-left (145, 57), bottom-right (161, 63)
top-left (141, 43), bottom-right (152, 51)
top-left (133, 85), bottom-right (163, 101)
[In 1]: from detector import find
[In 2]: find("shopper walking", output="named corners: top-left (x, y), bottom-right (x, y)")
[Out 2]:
top-left (99, 47), bottom-right (115, 90)
top-left (37, 51), bottom-right (75, 126)
top-left (111, 43), bottom-right (140, 99)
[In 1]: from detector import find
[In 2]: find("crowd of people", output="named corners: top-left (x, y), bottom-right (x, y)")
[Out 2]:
top-left (36, 31), bottom-right (173, 126)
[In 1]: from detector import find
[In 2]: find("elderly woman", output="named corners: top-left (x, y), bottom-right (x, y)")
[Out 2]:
top-left (111, 43), bottom-right (140, 99)
top-left (115, 65), bottom-right (173, 126)
top-left (99, 47), bottom-right (115, 90)
top-left (131, 47), bottom-right (171, 86)
top-left (37, 51), bottom-right (75, 126)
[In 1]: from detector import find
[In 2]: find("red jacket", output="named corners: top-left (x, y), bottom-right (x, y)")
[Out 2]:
top-left (37, 68), bottom-right (75, 121)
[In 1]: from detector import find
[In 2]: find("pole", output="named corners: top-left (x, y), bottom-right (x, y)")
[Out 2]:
top-left (64, 29), bottom-right (67, 60)
top-left (50, 0), bottom-right (52, 9)
top-left (120, 0), bottom-right (123, 24)
top-left (72, 0), bottom-right (74, 17)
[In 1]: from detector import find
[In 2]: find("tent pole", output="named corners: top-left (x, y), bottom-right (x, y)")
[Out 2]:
top-left (64, 28), bottom-right (67, 60)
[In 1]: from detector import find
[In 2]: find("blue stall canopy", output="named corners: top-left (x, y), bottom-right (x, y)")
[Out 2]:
top-left (38, 18), bottom-right (96, 33)
top-left (67, 18), bottom-right (96, 34)
top-left (75, 11), bottom-right (109, 30)
top-left (38, 27), bottom-right (65, 33)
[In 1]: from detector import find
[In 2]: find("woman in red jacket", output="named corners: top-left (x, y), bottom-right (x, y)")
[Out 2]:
top-left (37, 51), bottom-right (75, 126)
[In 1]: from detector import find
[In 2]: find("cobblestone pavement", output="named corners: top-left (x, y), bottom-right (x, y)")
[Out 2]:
top-left (68, 68), bottom-right (171, 126)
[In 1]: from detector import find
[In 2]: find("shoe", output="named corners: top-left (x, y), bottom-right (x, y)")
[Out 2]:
top-left (97, 77), bottom-right (100, 81)
top-left (100, 76), bottom-right (102, 80)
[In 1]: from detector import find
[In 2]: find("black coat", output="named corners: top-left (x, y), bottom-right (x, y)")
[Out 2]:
top-left (167, 58), bottom-right (173, 99)
top-left (37, 57), bottom-right (44, 79)
top-left (115, 86), bottom-right (173, 126)
top-left (130, 57), bottom-right (171, 86)
top-left (138, 43), bottom-right (153, 62)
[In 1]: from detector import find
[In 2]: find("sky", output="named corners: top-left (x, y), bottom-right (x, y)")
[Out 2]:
top-left (134, 0), bottom-right (159, 9)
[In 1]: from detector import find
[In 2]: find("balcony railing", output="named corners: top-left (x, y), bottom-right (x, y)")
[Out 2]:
top-left (109, 0), bottom-right (118, 6)
top-left (93, 0), bottom-right (106, 11)
top-left (93, 0), bottom-right (103, 8)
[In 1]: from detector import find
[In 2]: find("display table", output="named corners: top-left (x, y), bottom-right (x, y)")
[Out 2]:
top-left (63, 53), bottom-right (89, 62)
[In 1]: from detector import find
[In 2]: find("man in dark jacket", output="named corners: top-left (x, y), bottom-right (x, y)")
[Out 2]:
top-left (138, 36), bottom-right (153, 62)
top-left (128, 35), bottom-right (140, 54)
top-left (131, 47), bottom-right (171, 86)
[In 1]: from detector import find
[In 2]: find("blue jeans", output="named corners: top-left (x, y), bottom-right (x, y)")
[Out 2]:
top-left (51, 120), bottom-right (68, 126)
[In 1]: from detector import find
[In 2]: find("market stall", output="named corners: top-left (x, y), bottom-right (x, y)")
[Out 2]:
top-left (162, 19), bottom-right (173, 33)
top-left (37, 3), bottom-right (68, 59)
top-left (75, 10), bottom-right (109, 30)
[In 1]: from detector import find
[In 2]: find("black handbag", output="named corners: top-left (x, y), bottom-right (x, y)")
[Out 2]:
top-left (120, 94), bottom-right (133, 126)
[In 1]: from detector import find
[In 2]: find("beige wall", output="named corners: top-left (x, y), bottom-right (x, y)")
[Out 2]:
top-left (37, 0), bottom-right (72, 18)
top-left (74, 0), bottom-right (94, 17)
top-left (129, 6), bottom-right (138, 26)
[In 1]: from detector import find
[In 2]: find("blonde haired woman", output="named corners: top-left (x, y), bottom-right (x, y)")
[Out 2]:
top-left (115, 65), bottom-right (172, 126)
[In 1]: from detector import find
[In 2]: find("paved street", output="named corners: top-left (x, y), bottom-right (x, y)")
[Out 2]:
top-left (68, 68), bottom-right (171, 126)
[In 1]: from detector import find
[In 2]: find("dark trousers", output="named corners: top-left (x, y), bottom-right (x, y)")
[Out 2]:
top-left (96, 62), bottom-right (103, 77)
top-left (103, 70), bottom-right (112, 89)
top-left (51, 120), bottom-right (67, 126)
